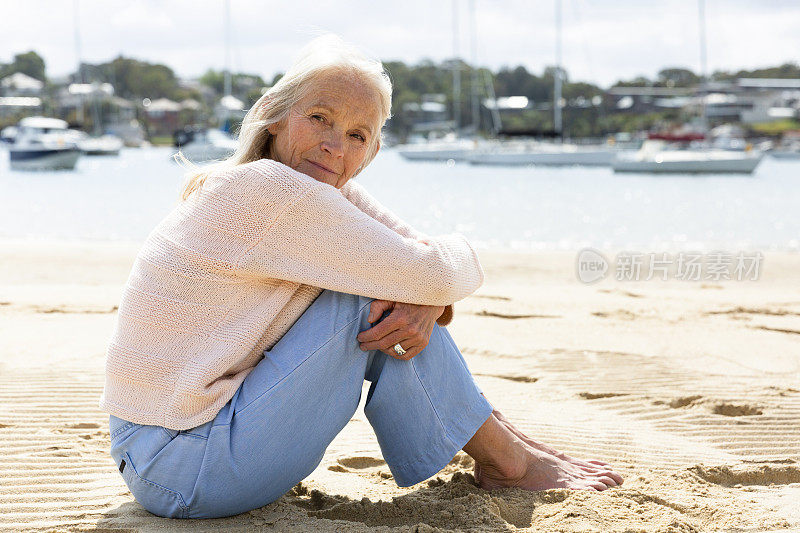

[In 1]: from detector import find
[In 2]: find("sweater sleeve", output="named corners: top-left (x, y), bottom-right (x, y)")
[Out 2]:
top-left (339, 179), bottom-right (455, 325)
top-left (339, 179), bottom-right (428, 241)
top-left (234, 164), bottom-right (484, 307)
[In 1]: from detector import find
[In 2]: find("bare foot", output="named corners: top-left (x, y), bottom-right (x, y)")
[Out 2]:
top-left (474, 440), bottom-right (614, 492)
top-left (473, 411), bottom-right (624, 488)
top-left (492, 410), bottom-right (623, 484)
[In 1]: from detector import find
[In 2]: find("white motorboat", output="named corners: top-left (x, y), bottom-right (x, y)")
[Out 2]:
top-left (770, 149), bottom-right (800, 160)
top-left (612, 140), bottom-right (762, 174)
top-left (9, 117), bottom-right (81, 171)
top-left (78, 133), bottom-right (124, 156)
top-left (1, 126), bottom-right (17, 144)
top-left (174, 128), bottom-right (238, 163)
top-left (467, 141), bottom-right (620, 166)
top-left (396, 138), bottom-right (477, 162)
top-left (770, 140), bottom-right (800, 160)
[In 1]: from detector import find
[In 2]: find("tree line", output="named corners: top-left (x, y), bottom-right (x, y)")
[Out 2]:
top-left (2, 50), bottom-right (798, 138)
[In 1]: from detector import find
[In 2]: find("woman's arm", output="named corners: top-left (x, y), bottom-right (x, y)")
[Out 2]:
top-left (225, 161), bottom-right (484, 307)
top-left (339, 179), bottom-right (427, 241)
top-left (339, 180), bottom-right (455, 326)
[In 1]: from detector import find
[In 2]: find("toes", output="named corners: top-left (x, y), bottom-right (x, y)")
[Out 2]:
top-left (595, 475), bottom-right (617, 487)
top-left (588, 470), bottom-right (624, 486)
top-left (607, 471), bottom-right (624, 485)
top-left (587, 480), bottom-right (607, 491)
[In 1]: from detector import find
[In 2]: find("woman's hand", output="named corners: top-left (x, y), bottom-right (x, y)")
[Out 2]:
top-left (356, 300), bottom-right (445, 360)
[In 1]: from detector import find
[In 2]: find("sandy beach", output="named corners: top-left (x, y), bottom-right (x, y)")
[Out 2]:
top-left (1, 239), bottom-right (799, 532)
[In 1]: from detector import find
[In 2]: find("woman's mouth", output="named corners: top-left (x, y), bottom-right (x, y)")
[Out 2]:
top-left (306, 160), bottom-right (337, 174)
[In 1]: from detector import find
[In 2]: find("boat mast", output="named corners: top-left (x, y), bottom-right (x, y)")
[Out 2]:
top-left (698, 0), bottom-right (708, 133)
top-left (73, 0), bottom-right (84, 125)
top-left (452, 0), bottom-right (461, 133)
top-left (469, 0), bottom-right (479, 137)
top-left (483, 69), bottom-right (502, 135)
top-left (553, 0), bottom-right (563, 138)
top-left (224, 0), bottom-right (232, 98)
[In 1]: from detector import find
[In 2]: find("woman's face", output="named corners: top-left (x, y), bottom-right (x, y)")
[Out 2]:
top-left (267, 72), bottom-right (383, 189)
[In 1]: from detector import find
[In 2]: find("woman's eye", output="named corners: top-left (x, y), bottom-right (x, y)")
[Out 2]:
top-left (311, 114), bottom-right (325, 122)
top-left (350, 133), bottom-right (366, 142)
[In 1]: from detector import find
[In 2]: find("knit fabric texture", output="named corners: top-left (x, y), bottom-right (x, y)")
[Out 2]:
top-left (99, 159), bottom-right (485, 430)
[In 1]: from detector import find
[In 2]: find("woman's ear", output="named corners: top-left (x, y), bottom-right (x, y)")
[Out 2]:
top-left (266, 118), bottom-right (284, 136)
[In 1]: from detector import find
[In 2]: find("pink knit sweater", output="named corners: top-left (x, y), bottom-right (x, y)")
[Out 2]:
top-left (99, 159), bottom-right (485, 430)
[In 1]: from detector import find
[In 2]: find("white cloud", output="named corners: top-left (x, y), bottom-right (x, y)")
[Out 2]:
top-left (0, 0), bottom-right (797, 87)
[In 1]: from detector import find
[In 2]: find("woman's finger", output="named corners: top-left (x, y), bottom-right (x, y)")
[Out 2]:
top-left (359, 327), bottom-right (406, 352)
top-left (382, 337), bottom-right (419, 361)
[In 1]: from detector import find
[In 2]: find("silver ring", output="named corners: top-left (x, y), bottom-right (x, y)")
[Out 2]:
top-left (393, 343), bottom-right (406, 356)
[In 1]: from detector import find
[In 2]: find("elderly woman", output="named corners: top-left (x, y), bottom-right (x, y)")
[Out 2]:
top-left (100, 36), bottom-right (622, 519)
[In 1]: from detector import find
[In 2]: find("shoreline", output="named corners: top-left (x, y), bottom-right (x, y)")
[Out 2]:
top-left (1, 240), bottom-right (799, 531)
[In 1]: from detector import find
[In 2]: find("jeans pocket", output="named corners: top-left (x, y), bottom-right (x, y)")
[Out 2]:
top-left (119, 451), bottom-right (189, 519)
top-left (109, 418), bottom-right (142, 446)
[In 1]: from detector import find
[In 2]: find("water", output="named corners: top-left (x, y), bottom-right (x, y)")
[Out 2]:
top-left (1, 146), bottom-right (798, 251)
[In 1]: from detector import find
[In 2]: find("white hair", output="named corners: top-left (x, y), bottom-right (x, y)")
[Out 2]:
top-left (178, 34), bottom-right (393, 201)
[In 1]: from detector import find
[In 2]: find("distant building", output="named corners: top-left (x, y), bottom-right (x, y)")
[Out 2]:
top-left (56, 82), bottom-right (115, 114)
top-left (143, 97), bottom-right (182, 136)
top-left (0, 96), bottom-right (42, 118)
top-left (0, 72), bottom-right (44, 96)
top-left (215, 95), bottom-right (245, 133)
top-left (606, 87), bottom-right (693, 114)
top-left (606, 79), bottom-right (800, 125)
top-left (402, 93), bottom-right (452, 133)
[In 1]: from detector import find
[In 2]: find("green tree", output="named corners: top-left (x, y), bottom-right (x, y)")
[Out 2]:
top-left (199, 68), bottom-right (267, 97)
top-left (2, 51), bottom-right (47, 81)
top-left (92, 56), bottom-right (181, 100)
top-left (656, 67), bottom-right (699, 87)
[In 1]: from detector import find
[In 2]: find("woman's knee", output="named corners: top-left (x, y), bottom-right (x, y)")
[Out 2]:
top-left (325, 289), bottom-right (374, 311)
top-left (315, 290), bottom-right (376, 330)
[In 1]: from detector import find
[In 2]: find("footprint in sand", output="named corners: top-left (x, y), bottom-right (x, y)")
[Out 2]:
top-left (579, 392), bottom-right (628, 400)
top-left (471, 294), bottom-right (512, 301)
top-left (658, 395), bottom-right (704, 409)
top-left (768, 386), bottom-right (800, 397)
top-left (66, 422), bottom-right (101, 430)
top-left (752, 325), bottom-right (800, 336)
top-left (690, 462), bottom-right (800, 486)
top-left (706, 306), bottom-right (800, 317)
top-left (475, 310), bottom-right (561, 319)
top-left (591, 309), bottom-right (638, 320)
top-left (711, 403), bottom-right (763, 416)
top-left (328, 456), bottom-right (393, 480)
top-left (474, 373), bottom-right (538, 383)
top-left (598, 288), bottom-right (644, 298)
top-left (36, 446), bottom-right (82, 457)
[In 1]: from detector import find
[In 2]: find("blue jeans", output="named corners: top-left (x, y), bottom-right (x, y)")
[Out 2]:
top-left (108, 289), bottom-right (493, 519)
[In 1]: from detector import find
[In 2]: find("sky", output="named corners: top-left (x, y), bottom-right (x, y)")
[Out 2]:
top-left (1, 0), bottom-right (799, 88)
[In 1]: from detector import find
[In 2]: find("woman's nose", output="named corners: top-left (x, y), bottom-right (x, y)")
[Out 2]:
top-left (321, 132), bottom-right (344, 158)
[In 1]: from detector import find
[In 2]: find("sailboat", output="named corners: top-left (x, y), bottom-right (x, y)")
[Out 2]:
top-left (612, 139), bottom-right (762, 173)
top-left (468, 141), bottom-right (619, 166)
top-left (611, 0), bottom-right (763, 174)
top-left (73, 1), bottom-right (123, 156)
top-left (467, 0), bottom-right (623, 167)
top-left (174, 0), bottom-right (239, 163)
top-left (396, 0), bottom-right (482, 163)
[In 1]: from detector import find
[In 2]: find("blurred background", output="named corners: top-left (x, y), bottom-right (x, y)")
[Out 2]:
top-left (1, 0), bottom-right (798, 251)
